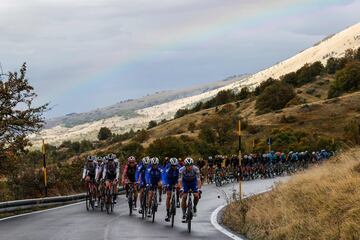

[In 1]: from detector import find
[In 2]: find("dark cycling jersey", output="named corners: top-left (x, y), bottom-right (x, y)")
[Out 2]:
top-left (122, 164), bottom-right (137, 183)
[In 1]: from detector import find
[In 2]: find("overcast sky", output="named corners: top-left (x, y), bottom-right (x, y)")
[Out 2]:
top-left (1, 0), bottom-right (359, 118)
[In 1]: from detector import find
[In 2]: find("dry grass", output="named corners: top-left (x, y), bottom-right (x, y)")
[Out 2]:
top-left (223, 148), bottom-right (360, 240)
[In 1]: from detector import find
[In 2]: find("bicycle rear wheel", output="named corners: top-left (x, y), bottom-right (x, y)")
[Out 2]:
top-left (128, 187), bottom-right (133, 216)
top-left (187, 194), bottom-right (193, 233)
top-left (86, 190), bottom-right (90, 211)
top-left (152, 192), bottom-right (157, 223)
top-left (171, 195), bottom-right (175, 227)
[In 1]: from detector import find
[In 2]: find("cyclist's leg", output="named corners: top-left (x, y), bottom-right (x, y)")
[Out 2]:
top-left (190, 181), bottom-right (199, 213)
top-left (133, 183), bottom-right (138, 208)
top-left (165, 185), bottom-right (171, 221)
top-left (181, 192), bottom-right (188, 219)
top-left (158, 183), bottom-right (162, 203)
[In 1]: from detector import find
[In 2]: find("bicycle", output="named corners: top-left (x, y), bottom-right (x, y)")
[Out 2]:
top-left (214, 169), bottom-right (222, 187)
top-left (186, 190), bottom-right (194, 233)
top-left (140, 186), bottom-right (149, 219)
top-left (169, 187), bottom-right (177, 227)
top-left (85, 179), bottom-right (96, 211)
top-left (127, 183), bottom-right (135, 216)
top-left (98, 180), bottom-right (105, 212)
top-left (151, 187), bottom-right (158, 223)
top-left (105, 180), bottom-right (115, 214)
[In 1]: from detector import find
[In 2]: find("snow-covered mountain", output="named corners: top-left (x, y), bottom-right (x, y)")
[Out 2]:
top-left (33, 22), bottom-right (360, 145)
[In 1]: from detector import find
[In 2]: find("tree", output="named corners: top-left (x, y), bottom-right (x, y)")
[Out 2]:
top-left (237, 87), bottom-right (250, 100)
top-left (98, 127), bottom-right (112, 140)
top-left (255, 81), bottom-right (295, 114)
top-left (255, 78), bottom-right (277, 96)
top-left (0, 63), bottom-right (47, 175)
top-left (328, 61), bottom-right (360, 98)
top-left (147, 120), bottom-right (157, 129)
top-left (146, 137), bottom-right (187, 160)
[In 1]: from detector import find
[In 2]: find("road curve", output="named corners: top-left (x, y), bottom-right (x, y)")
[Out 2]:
top-left (0, 178), bottom-right (286, 240)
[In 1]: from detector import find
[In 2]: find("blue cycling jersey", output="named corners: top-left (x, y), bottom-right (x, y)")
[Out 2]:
top-left (145, 165), bottom-right (162, 186)
top-left (163, 165), bottom-right (180, 187)
top-left (135, 163), bottom-right (147, 184)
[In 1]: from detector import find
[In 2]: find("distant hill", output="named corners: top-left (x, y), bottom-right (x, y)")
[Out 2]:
top-left (32, 22), bottom-right (360, 145)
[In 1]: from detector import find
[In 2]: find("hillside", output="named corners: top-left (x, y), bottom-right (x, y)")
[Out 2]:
top-left (222, 148), bottom-right (360, 239)
top-left (32, 22), bottom-right (360, 145)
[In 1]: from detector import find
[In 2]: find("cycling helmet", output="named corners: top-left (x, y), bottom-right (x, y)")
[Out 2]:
top-left (184, 157), bottom-right (194, 166)
top-left (97, 156), bottom-right (103, 162)
top-left (151, 157), bottom-right (159, 165)
top-left (87, 156), bottom-right (95, 161)
top-left (142, 156), bottom-right (150, 165)
top-left (107, 154), bottom-right (115, 161)
top-left (128, 156), bottom-right (136, 164)
top-left (110, 153), bottom-right (117, 159)
top-left (169, 157), bottom-right (178, 166)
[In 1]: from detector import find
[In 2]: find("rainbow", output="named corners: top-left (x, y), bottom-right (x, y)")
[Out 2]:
top-left (61, 0), bottom-right (348, 98)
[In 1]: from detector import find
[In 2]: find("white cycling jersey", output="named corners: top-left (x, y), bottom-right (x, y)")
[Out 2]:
top-left (102, 159), bottom-right (120, 180)
top-left (82, 160), bottom-right (98, 179)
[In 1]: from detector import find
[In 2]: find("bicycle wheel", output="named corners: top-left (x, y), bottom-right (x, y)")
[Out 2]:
top-left (187, 195), bottom-right (192, 233)
top-left (105, 188), bottom-right (111, 214)
top-left (86, 189), bottom-right (90, 211)
top-left (141, 193), bottom-right (145, 219)
top-left (171, 193), bottom-right (176, 227)
top-left (90, 186), bottom-right (95, 211)
top-left (128, 187), bottom-right (133, 216)
top-left (152, 192), bottom-right (157, 223)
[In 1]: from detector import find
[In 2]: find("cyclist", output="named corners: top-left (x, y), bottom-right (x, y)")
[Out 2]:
top-left (179, 157), bottom-right (202, 222)
top-left (102, 154), bottom-right (120, 204)
top-left (136, 156), bottom-right (150, 214)
top-left (145, 157), bottom-right (163, 217)
top-left (82, 156), bottom-right (98, 206)
top-left (122, 156), bottom-right (138, 209)
top-left (163, 157), bottom-right (180, 222)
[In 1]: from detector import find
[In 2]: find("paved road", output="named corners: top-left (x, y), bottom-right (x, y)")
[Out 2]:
top-left (0, 178), bottom-right (286, 240)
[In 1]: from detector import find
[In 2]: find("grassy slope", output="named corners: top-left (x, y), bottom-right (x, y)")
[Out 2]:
top-left (63, 74), bottom-right (360, 160)
top-left (138, 76), bottom-right (360, 149)
top-left (222, 148), bottom-right (360, 240)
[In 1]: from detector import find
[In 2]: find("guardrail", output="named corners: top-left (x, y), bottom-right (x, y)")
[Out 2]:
top-left (0, 187), bottom-right (125, 213)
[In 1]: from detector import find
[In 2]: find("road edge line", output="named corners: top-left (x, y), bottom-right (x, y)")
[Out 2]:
top-left (0, 201), bottom-right (84, 222)
top-left (210, 188), bottom-right (273, 240)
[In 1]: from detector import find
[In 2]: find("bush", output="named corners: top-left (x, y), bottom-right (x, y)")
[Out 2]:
top-left (236, 87), bottom-right (250, 100)
top-left (255, 81), bottom-right (295, 114)
top-left (146, 137), bottom-right (189, 159)
top-left (98, 127), bottom-right (112, 141)
top-left (328, 61), bottom-right (360, 98)
top-left (254, 78), bottom-right (277, 96)
top-left (281, 61), bottom-right (324, 87)
top-left (147, 120), bottom-right (158, 129)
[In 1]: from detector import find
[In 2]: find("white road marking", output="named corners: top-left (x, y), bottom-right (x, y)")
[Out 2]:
top-left (0, 201), bottom-right (84, 222)
top-left (210, 188), bottom-right (272, 240)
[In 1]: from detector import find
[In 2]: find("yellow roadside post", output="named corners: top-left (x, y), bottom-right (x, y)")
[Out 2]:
top-left (42, 139), bottom-right (48, 197)
top-left (238, 120), bottom-right (242, 200)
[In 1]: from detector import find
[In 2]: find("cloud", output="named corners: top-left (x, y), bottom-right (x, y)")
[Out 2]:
top-left (0, 0), bottom-right (359, 118)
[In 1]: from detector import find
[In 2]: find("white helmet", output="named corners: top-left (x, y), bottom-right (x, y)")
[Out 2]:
top-left (169, 157), bottom-right (178, 166)
top-left (151, 157), bottom-right (159, 165)
top-left (142, 156), bottom-right (150, 165)
top-left (184, 157), bottom-right (194, 166)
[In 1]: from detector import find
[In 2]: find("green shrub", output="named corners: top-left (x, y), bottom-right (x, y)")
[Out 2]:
top-left (328, 61), bottom-right (360, 98)
top-left (255, 81), bottom-right (295, 114)
top-left (98, 127), bottom-right (112, 141)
